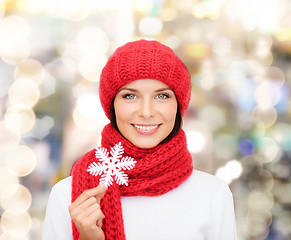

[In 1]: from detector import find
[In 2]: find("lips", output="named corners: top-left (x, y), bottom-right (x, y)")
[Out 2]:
top-left (132, 124), bottom-right (160, 135)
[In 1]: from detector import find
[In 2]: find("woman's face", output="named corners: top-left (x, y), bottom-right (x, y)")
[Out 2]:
top-left (113, 79), bottom-right (177, 149)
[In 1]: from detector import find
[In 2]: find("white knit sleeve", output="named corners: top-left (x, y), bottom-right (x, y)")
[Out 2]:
top-left (209, 183), bottom-right (237, 240)
top-left (42, 176), bottom-right (73, 240)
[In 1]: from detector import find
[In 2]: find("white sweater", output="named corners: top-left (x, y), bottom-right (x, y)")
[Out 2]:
top-left (43, 170), bottom-right (237, 240)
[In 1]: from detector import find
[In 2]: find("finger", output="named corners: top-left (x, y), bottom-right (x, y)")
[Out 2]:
top-left (94, 184), bottom-right (108, 204)
top-left (72, 202), bottom-right (102, 227)
top-left (76, 202), bottom-right (101, 221)
top-left (96, 213), bottom-right (105, 228)
top-left (71, 184), bottom-right (107, 208)
top-left (69, 196), bottom-right (99, 218)
top-left (79, 203), bottom-right (105, 228)
top-left (82, 208), bottom-right (104, 228)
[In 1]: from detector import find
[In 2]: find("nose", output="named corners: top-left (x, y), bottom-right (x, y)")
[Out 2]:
top-left (138, 98), bottom-right (155, 118)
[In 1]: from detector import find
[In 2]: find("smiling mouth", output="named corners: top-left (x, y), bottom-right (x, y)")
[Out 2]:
top-left (133, 124), bottom-right (159, 130)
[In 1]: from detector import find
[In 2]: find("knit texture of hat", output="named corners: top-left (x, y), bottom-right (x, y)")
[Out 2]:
top-left (99, 39), bottom-right (191, 118)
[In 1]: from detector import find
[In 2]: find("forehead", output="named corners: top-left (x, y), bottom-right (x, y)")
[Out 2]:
top-left (120, 79), bottom-right (172, 90)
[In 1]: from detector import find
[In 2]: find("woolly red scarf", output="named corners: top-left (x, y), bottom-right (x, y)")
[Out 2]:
top-left (71, 123), bottom-right (193, 239)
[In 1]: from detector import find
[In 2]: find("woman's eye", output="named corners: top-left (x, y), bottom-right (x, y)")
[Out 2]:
top-left (157, 93), bottom-right (169, 99)
top-left (123, 93), bottom-right (136, 99)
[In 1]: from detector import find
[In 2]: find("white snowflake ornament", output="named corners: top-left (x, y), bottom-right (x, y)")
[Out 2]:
top-left (86, 142), bottom-right (137, 187)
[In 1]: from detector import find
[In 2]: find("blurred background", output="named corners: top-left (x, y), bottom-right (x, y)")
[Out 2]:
top-left (0, 0), bottom-right (290, 239)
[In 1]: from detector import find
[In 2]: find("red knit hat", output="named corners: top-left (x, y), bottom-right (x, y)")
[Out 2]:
top-left (99, 39), bottom-right (191, 118)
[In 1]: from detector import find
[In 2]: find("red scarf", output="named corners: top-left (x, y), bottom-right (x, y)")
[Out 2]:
top-left (71, 123), bottom-right (193, 239)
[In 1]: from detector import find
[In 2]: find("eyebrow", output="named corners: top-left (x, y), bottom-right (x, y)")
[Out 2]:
top-left (117, 88), bottom-right (138, 93)
top-left (155, 88), bottom-right (173, 92)
top-left (117, 87), bottom-right (173, 93)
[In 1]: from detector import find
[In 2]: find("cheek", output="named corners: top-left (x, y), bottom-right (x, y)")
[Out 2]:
top-left (114, 101), bottom-right (132, 123)
top-left (162, 102), bottom-right (177, 122)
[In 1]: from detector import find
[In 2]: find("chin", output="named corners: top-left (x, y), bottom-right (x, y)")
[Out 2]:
top-left (132, 139), bottom-right (161, 149)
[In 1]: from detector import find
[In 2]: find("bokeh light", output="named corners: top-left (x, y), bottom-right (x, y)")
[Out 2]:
top-left (186, 130), bottom-right (206, 154)
top-left (239, 138), bottom-right (255, 156)
top-left (76, 27), bottom-right (109, 82)
top-left (248, 168), bottom-right (275, 192)
top-left (268, 123), bottom-right (291, 151)
top-left (215, 160), bottom-right (243, 184)
top-left (248, 190), bottom-right (274, 212)
top-left (38, 72), bottom-right (56, 98)
top-left (256, 137), bottom-right (280, 163)
top-left (0, 234), bottom-right (29, 240)
top-left (273, 181), bottom-right (291, 205)
top-left (160, 8), bottom-right (178, 22)
top-left (0, 211), bottom-right (32, 238)
top-left (73, 93), bottom-right (107, 131)
top-left (275, 27), bottom-right (291, 41)
top-left (1, 40), bottom-right (30, 65)
top-left (214, 134), bottom-right (238, 160)
top-left (17, 0), bottom-right (43, 14)
top-left (255, 81), bottom-right (281, 109)
top-left (104, 12), bottom-right (134, 41)
top-left (0, 184), bottom-right (32, 214)
top-left (198, 105), bottom-right (226, 131)
top-left (0, 0), bottom-right (291, 239)
top-left (0, 121), bottom-right (21, 152)
top-left (0, 15), bottom-right (30, 64)
top-left (46, 57), bottom-right (77, 82)
top-left (264, 66), bottom-right (285, 87)
top-left (133, 0), bottom-right (153, 12)
top-left (252, 105), bottom-right (278, 128)
top-left (4, 145), bottom-right (36, 177)
top-left (76, 27), bottom-right (109, 55)
top-left (0, 168), bottom-right (19, 198)
top-left (192, 1), bottom-right (222, 19)
top-left (14, 59), bottom-right (46, 86)
top-left (78, 54), bottom-right (107, 82)
top-left (8, 77), bottom-right (40, 109)
top-left (186, 43), bottom-right (210, 59)
top-left (43, 0), bottom-right (91, 21)
top-left (212, 37), bottom-right (231, 57)
top-left (139, 17), bottom-right (163, 36)
top-left (243, 210), bottom-right (272, 239)
top-left (4, 107), bottom-right (36, 134)
top-left (0, 2), bottom-right (5, 19)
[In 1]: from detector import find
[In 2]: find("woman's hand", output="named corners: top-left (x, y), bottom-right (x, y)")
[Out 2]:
top-left (69, 185), bottom-right (108, 240)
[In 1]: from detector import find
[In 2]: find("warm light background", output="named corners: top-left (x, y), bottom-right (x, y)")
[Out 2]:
top-left (0, 0), bottom-right (291, 239)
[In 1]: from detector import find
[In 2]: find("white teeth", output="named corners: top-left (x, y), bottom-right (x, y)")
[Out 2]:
top-left (134, 125), bottom-right (158, 130)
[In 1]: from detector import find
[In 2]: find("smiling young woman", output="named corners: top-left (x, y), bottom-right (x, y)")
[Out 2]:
top-left (43, 39), bottom-right (237, 240)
